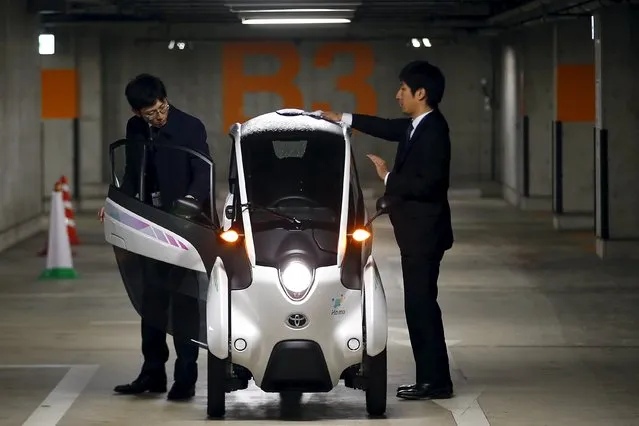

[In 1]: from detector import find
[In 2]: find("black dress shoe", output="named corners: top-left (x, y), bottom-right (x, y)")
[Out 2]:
top-left (397, 381), bottom-right (451, 392)
top-left (167, 382), bottom-right (196, 401)
top-left (397, 383), bottom-right (417, 392)
top-left (114, 374), bottom-right (167, 394)
top-left (396, 382), bottom-right (453, 400)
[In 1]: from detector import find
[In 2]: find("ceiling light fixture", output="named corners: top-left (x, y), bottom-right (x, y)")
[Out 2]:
top-left (168, 40), bottom-right (189, 50)
top-left (410, 38), bottom-right (432, 48)
top-left (242, 17), bottom-right (351, 25)
top-left (39, 33), bottom-right (55, 55)
top-left (235, 8), bottom-right (355, 13)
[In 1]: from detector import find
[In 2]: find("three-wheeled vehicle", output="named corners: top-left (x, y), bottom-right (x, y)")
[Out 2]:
top-left (103, 108), bottom-right (390, 419)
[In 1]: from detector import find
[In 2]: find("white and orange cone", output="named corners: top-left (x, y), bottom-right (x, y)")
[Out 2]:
top-left (59, 175), bottom-right (80, 245)
top-left (37, 176), bottom-right (79, 256)
top-left (39, 182), bottom-right (78, 280)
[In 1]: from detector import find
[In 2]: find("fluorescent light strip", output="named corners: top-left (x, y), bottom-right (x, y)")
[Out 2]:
top-left (235, 8), bottom-right (355, 13)
top-left (242, 18), bottom-right (351, 25)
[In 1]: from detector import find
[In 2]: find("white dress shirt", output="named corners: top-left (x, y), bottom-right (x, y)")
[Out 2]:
top-left (341, 110), bottom-right (432, 185)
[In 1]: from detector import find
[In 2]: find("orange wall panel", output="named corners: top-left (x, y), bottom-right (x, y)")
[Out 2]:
top-left (41, 69), bottom-right (78, 119)
top-left (556, 64), bottom-right (595, 122)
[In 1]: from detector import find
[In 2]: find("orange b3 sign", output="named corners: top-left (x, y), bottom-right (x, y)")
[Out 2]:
top-left (221, 42), bottom-right (378, 130)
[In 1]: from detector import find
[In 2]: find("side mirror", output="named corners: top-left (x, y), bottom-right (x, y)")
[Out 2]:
top-left (375, 195), bottom-right (392, 214)
top-left (172, 197), bottom-right (202, 220)
top-left (225, 205), bottom-right (235, 220)
top-left (365, 196), bottom-right (393, 227)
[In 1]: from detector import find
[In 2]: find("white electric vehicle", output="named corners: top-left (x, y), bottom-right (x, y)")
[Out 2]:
top-left (103, 108), bottom-right (390, 419)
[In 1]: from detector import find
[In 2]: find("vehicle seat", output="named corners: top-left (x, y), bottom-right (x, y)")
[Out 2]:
top-left (270, 157), bottom-right (305, 203)
top-left (300, 143), bottom-right (343, 212)
top-left (245, 148), bottom-right (278, 206)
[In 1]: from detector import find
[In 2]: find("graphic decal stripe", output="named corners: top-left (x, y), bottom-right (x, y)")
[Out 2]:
top-left (153, 227), bottom-right (169, 243)
top-left (106, 203), bottom-right (189, 250)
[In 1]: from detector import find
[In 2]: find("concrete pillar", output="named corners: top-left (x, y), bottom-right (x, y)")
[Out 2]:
top-left (519, 23), bottom-right (553, 211)
top-left (40, 29), bottom-right (105, 212)
top-left (0, 0), bottom-right (43, 253)
top-left (76, 34), bottom-right (105, 210)
top-left (497, 36), bottom-right (525, 206)
top-left (551, 18), bottom-right (595, 231)
top-left (40, 32), bottom-right (76, 209)
top-left (594, 5), bottom-right (639, 259)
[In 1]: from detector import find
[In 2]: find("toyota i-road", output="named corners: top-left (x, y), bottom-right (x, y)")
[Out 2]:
top-left (103, 108), bottom-right (391, 419)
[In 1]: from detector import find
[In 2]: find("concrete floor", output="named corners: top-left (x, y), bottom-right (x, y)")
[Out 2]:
top-left (1, 196), bottom-right (639, 425)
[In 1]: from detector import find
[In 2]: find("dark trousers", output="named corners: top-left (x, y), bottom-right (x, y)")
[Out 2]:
top-left (400, 250), bottom-right (452, 386)
top-left (139, 260), bottom-right (200, 386)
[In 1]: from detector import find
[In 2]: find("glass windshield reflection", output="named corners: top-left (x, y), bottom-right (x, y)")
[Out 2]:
top-left (240, 129), bottom-right (345, 232)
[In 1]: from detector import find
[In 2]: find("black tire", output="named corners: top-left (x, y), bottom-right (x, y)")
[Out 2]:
top-left (365, 348), bottom-right (387, 417)
top-left (279, 391), bottom-right (302, 405)
top-left (279, 391), bottom-right (303, 417)
top-left (207, 351), bottom-right (227, 419)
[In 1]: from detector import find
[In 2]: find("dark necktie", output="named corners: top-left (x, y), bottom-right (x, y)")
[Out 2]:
top-left (401, 122), bottom-right (414, 155)
top-left (150, 126), bottom-right (160, 141)
top-left (393, 122), bottom-right (414, 171)
top-left (406, 122), bottom-right (414, 143)
top-left (144, 126), bottom-right (161, 198)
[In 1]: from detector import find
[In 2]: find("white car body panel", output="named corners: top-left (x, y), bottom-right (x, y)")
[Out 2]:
top-left (103, 198), bottom-right (206, 272)
top-left (225, 265), bottom-right (364, 386)
top-left (207, 257), bottom-right (230, 359)
top-left (363, 255), bottom-right (388, 356)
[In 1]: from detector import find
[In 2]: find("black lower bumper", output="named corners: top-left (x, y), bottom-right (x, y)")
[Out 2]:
top-left (260, 340), bottom-right (333, 392)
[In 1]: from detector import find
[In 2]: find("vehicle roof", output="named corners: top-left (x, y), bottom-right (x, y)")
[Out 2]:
top-left (238, 109), bottom-right (346, 138)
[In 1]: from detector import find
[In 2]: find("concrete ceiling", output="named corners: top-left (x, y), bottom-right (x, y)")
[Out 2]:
top-left (33, 0), bottom-right (622, 38)
top-left (41, 0), bottom-right (523, 23)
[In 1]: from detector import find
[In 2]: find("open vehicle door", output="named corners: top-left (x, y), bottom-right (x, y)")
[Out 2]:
top-left (103, 138), bottom-right (249, 348)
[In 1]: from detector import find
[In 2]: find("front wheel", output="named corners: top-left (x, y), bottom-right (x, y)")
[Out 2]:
top-left (207, 352), bottom-right (227, 419)
top-left (364, 348), bottom-right (387, 417)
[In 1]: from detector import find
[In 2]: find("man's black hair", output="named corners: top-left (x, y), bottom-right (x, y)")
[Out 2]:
top-left (124, 73), bottom-right (168, 111)
top-left (398, 60), bottom-right (445, 108)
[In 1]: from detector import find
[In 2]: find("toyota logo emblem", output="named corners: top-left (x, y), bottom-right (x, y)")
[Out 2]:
top-left (286, 313), bottom-right (308, 329)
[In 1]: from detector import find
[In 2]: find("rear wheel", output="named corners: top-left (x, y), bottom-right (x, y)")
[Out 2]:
top-left (207, 351), bottom-right (227, 419)
top-left (279, 391), bottom-right (303, 417)
top-left (280, 391), bottom-right (302, 405)
top-left (364, 348), bottom-right (387, 417)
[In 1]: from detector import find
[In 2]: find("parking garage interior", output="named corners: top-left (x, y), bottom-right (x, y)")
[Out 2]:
top-left (1, 0), bottom-right (639, 424)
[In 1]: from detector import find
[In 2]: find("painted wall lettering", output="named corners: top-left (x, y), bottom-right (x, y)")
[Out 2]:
top-left (221, 42), bottom-right (378, 131)
top-left (221, 42), bottom-right (303, 130)
top-left (311, 42), bottom-right (377, 116)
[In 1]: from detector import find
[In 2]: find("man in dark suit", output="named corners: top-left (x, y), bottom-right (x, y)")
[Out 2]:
top-left (99, 74), bottom-right (212, 400)
top-left (321, 60), bottom-right (454, 400)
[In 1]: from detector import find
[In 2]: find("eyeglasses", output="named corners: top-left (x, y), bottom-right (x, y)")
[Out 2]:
top-left (141, 102), bottom-right (169, 120)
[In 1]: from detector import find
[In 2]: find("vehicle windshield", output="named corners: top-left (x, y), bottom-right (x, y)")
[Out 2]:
top-left (240, 129), bottom-right (345, 233)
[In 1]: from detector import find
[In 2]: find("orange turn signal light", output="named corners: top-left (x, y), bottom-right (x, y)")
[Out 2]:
top-left (220, 229), bottom-right (240, 243)
top-left (351, 228), bottom-right (371, 242)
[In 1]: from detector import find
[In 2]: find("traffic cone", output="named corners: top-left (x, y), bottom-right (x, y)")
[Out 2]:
top-left (37, 176), bottom-right (78, 256)
top-left (37, 177), bottom-right (61, 257)
top-left (39, 182), bottom-right (78, 280)
top-left (59, 175), bottom-right (80, 245)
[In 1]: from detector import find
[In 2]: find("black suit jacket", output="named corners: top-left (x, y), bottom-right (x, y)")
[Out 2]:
top-left (351, 109), bottom-right (454, 256)
top-left (120, 105), bottom-right (212, 212)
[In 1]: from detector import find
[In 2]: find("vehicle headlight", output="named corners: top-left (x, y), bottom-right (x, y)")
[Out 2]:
top-left (279, 259), bottom-right (314, 300)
